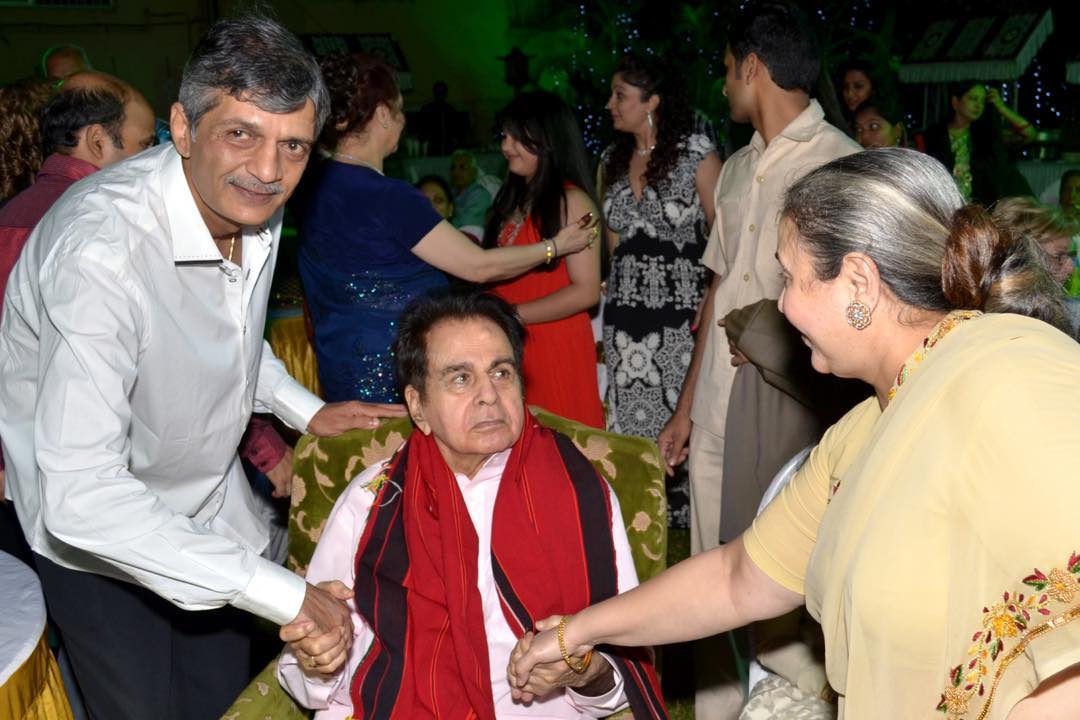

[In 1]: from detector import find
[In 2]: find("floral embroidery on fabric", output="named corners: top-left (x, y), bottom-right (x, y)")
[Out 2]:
top-left (830, 313), bottom-right (981, 502)
top-left (936, 551), bottom-right (1080, 719)
top-left (887, 310), bottom-right (981, 401)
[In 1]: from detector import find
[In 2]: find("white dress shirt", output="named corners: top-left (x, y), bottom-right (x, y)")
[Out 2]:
top-left (278, 448), bottom-right (638, 718)
top-left (0, 144), bottom-right (321, 624)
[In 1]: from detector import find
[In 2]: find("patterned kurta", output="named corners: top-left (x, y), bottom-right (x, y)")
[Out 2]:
top-left (602, 134), bottom-right (714, 528)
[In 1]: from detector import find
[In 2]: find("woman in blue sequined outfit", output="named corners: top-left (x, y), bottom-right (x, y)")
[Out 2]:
top-left (300, 53), bottom-right (598, 402)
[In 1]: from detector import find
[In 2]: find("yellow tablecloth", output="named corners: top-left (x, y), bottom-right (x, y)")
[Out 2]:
top-left (0, 633), bottom-right (72, 720)
top-left (268, 314), bottom-right (321, 397)
top-left (0, 550), bottom-right (72, 720)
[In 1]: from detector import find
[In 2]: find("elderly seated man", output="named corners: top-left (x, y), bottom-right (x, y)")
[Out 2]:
top-left (278, 290), bottom-right (665, 719)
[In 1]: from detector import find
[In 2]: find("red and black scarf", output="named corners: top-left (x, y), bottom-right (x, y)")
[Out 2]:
top-left (349, 411), bottom-right (667, 719)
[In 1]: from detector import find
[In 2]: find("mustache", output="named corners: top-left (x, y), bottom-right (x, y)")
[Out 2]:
top-left (226, 176), bottom-right (284, 195)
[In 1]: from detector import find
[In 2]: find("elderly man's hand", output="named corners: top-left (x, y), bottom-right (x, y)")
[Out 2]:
top-left (508, 617), bottom-right (613, 704)
top-left (306, 401), bottom-right (407, 437)
top-left (280, 580), bottom-right (355, 675)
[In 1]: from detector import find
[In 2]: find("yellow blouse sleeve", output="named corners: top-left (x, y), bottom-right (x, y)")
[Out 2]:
top-left (744, 397), bottom-right (879, 594)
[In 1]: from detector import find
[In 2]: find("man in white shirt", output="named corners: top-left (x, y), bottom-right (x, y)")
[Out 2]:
top-left (278, 291), bottom-right (665, 719)
top-left (655, 2), bottom-right (860, 717)
top-left (0, 17), bottom-right (404, 720)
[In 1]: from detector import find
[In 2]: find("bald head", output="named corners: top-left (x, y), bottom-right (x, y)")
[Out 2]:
top-left (59, 70), bottom-right (124, 94)
top-left (43, 45), bottom-right (91, 80)
top-left (43, 71), bottom-right (157, 167)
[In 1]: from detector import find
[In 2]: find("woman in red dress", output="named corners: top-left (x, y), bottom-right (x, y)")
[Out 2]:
top-left (484, 91), bottom-right (604, 427)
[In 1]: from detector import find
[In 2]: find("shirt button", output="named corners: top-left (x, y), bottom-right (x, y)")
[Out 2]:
top-left (749, 224), bottom-right (756, 232)
top-left (743, 273), bottom-right (751, 281)
top-left (756, 175), bottom-right (765, 183)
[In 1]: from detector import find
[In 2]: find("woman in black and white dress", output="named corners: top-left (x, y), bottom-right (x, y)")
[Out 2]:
top-left (600, 54), bottom-right (721, 527)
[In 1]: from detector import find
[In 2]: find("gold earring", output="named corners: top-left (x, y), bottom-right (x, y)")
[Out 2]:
top-left (845, 300), bottom-right (872, 330)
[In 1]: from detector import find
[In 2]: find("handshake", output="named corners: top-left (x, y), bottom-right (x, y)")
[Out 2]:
top-left (505, 615), bottom-right (615, 703)
top-left (279, 580), bottom-right (355, 674)
top-left (281, 593), bottom-right (617, 705)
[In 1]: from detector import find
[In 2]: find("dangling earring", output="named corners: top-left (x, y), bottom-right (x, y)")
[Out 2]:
top-left (646, 111), bottom-right (654, 130)
top-left (845, 300), bottom-right (872, 330)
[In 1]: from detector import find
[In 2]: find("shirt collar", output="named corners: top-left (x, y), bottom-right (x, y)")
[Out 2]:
top-left (750, 99), bottom-right (826, 153)
top-left (455, 447), bottom-right (512, 484)
top-left (37, 153), bottom-right (99, 184)
top-left (159, 143), bottom-right (276, 263)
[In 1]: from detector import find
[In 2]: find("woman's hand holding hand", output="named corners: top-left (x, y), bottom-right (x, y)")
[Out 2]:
top-left (552, 212), bottom-right (600, 257)
top-left (509, 614), bottom-right (596, 701)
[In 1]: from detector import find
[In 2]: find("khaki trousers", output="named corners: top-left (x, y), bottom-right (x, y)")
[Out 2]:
top-left (688, 424), bottom-right (744, 719)
top-left (688, 424), bottom-right (725, 555)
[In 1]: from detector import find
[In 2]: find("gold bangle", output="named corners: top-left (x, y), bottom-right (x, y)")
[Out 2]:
top-left (557, 615), bottom-right (593, 674)
top-left (543, 238), bottom-right (555, 264)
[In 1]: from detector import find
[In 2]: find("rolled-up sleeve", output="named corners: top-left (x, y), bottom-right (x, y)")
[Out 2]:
top-left (240, 417), bottom-right (289, 474)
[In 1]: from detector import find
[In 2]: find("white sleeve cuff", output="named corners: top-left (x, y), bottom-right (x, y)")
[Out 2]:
top-left (232, 558), bottom-right (307, 625)
top-left (566, 652), bottom-right (627, 715)
top-left (272, 377), bottom-right (325, 433)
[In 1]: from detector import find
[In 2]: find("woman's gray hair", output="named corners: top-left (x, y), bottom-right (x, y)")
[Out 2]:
top-left (179, 16), bottom-right (329, 136)
top-left (782, 148), bottom-right (963, 311)
top-left (783, 147), bottom-right (1067, 331)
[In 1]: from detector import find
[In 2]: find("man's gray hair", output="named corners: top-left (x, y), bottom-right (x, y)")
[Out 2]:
top-left (782, 148), bottom-right (965, 312)
top-left (451, 148), bottom-right (478, 170)
top-left (179, 16), bottom-right (329, 135)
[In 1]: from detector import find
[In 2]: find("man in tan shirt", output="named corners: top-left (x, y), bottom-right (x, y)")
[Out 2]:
top-left (656, 2), bottom-right (859, 716)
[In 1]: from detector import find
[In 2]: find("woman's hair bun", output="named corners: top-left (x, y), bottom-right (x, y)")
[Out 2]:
top-left (942, 203), bottom-right (1068, 332)
top-left (941, 204), bottom-right (1003, 309)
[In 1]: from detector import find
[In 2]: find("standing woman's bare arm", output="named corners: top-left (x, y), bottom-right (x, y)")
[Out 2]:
top-left (696, 151), bottom-right (722, 228)
top-left (510, 536), bottom-right (803, 691)
top-left (411, 217), bottom-right (595, 284)
top-left (514, 187), bottom-right (601, 324)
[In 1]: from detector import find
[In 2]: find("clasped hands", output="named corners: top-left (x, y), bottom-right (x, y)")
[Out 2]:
top-left (280, 580), bottom-right (354, 675)
top-left (506, 615), bottom-right (614, 704)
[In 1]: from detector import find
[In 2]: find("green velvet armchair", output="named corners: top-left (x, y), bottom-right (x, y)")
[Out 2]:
top-left (221, 408), bottom-right (667, 720)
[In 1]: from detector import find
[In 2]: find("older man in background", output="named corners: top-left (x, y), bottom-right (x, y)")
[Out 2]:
top-left (0, 72), bottom-right (155, 559)
top-left (0, 17), bottom-right (404, 720)
top-left (41, 44), bottom-right (92, 80)
top-left (0, 72), bottom-right (155, 301)
top-left (450, 148), bottom-right (495, 230)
